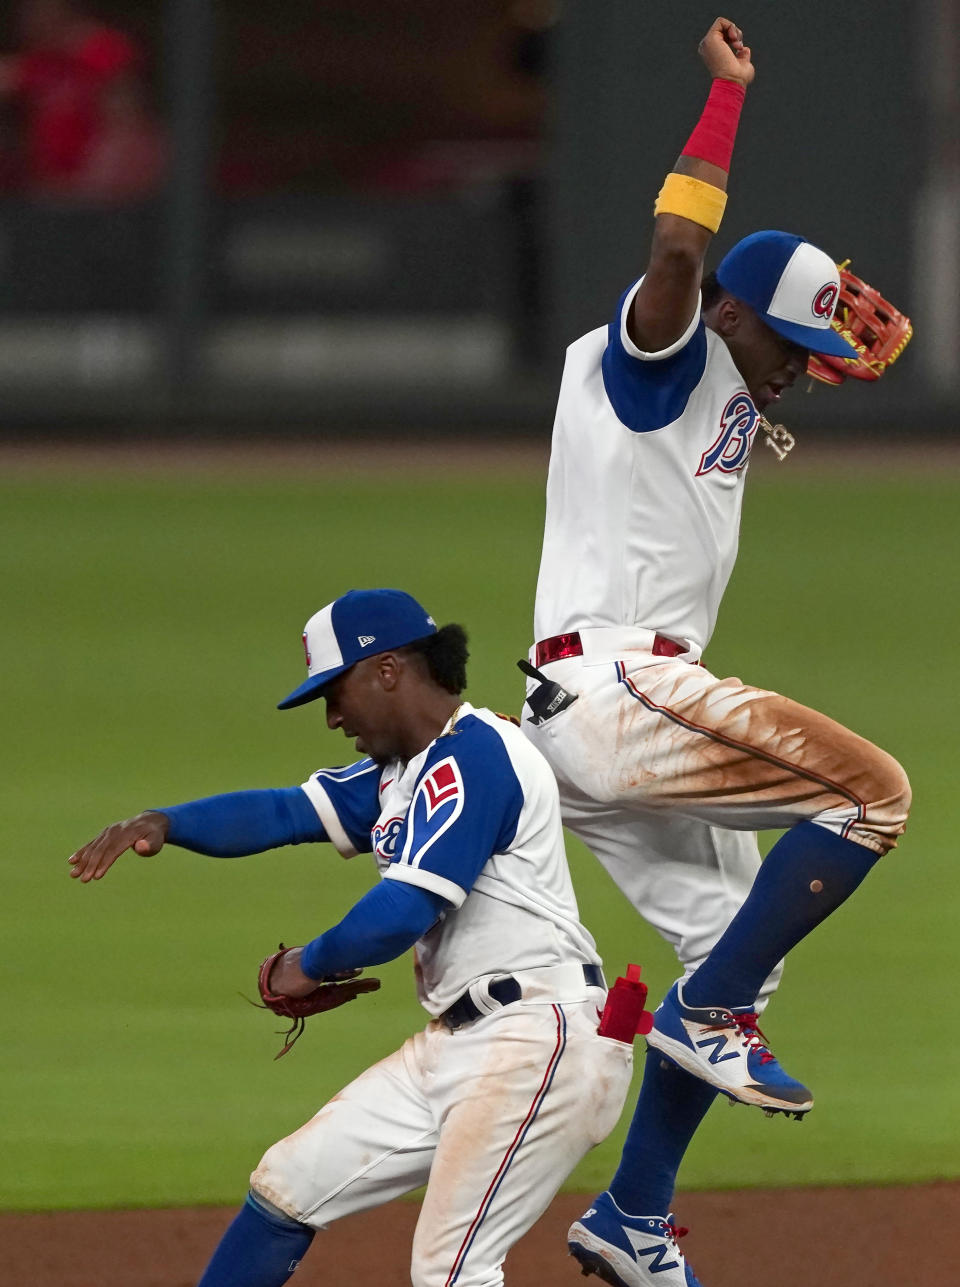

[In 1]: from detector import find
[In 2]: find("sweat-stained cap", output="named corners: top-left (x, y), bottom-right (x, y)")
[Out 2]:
top-left (715, 230), bottom-right (862, 360)
top-left (277, 588), bottom-right (437, 710)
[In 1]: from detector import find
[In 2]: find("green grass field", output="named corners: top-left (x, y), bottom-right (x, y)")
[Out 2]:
top-left (2, 446), bottom-right (957, 1211)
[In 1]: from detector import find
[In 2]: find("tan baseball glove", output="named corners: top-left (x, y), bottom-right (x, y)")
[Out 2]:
top-left (807, 264), bottom-right (913, 385)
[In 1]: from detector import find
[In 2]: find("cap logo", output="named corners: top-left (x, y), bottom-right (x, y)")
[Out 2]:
top-left (358, 635), bottom-right (376, 647)
top-left (812, 282), bottom-right (838, 320)
top-left (301, 631), bottom-right (312, 667)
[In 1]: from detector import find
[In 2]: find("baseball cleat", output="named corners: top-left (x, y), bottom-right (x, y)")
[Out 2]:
top-left (568, 1191), bottom-right (704, 1287)
top-left (645, 980), bottom-right (813, 1115)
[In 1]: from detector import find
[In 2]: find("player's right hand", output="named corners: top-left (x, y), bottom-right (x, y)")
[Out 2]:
top-left (698, 17), bottom-right (754, 86)
top-left (68, 810), bottom-right (169, 883)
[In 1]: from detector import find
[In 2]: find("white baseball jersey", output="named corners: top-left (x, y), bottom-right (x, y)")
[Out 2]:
top-left (534, 277), bottom-right (760, 653)
top-left (254, 703), bottom-right (633, 1281)
top-left (524, 273), bottom-right (909, 1000)
top-left (299, 701), bottom-right (600, 1015)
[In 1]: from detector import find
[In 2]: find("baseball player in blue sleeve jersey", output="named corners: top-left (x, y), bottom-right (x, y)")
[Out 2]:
top-left (70, 588), bottom-right (633, 1287)
top-left (520, 19), bottom-right (912, 1287)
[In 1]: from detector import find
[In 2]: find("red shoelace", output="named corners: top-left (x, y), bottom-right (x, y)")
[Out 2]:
top-left (728, 1010), bottom-right (775, 1065)
top-left (701, 1009), bottom-right (776, 1065)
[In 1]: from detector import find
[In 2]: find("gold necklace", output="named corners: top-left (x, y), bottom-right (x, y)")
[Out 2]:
top-left (442, 702), bottom-right (465, 736)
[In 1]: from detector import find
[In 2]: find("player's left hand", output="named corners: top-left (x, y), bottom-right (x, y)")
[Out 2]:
top-left (256, 944), bottom-right (381, 1058)
top-left (267, 944), bottom-right (322, 997)
top-left (698, 17), bottom-right (754, 86)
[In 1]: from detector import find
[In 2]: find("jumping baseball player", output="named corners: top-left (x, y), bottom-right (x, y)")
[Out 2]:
top-left (520, 18), bottom-right (913, 1287)
top-left (69, 588), bottom-right (634, 1287)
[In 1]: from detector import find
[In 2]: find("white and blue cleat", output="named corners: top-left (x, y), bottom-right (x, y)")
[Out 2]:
top-left (568, 1191), bottom-right (704, 1287)
top-left (645, 980), bottom-right (813, 1117)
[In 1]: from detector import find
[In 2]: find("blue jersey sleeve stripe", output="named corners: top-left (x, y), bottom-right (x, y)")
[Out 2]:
top-left (314, 761), bottom-right (381, 784)
top-left (602, 281), bottom-right (708, 433)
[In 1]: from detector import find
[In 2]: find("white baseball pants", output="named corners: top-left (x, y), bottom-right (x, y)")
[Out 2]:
top-left (524, 650), bottom-right (910, 1000)
top-left (251, 988), bottom-right (632, 1287)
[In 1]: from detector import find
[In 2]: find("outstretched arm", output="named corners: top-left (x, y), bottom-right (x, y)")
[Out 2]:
top-left (629, 16), bottom-right (754, 352)
top-left (68, 787), bottom-right (325, 882)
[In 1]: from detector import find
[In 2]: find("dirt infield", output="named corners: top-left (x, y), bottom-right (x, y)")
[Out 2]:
top-left (3, 1183), bottom-right (958, 1287)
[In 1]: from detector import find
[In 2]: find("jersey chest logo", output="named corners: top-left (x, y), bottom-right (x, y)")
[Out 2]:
top-left (372, 815), bottom-right (405, 859)
top-left (697, 392), bottom-right (758, 476)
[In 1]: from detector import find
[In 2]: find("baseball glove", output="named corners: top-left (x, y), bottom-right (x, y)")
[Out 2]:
top-left (257, 943), bottom-right (381, 1059)
top-left (807, 263), bottom-right (913, 386)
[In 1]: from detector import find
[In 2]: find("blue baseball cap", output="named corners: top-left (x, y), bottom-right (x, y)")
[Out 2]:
top-left (715, 230), bottom-right (861, 360)
top-left (278, 588), bottom-right (437, 710)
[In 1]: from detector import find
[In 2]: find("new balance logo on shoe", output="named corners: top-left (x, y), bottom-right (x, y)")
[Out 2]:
top-left (568, 1198), bottom-right (702, 1287)
top-left (695, 1032), bottom-right (738, 1064)
top-left (626, 1228), bottom-right (680, 1273)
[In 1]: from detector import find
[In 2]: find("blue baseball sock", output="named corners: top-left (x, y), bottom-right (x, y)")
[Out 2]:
top-left (609, 1049), bottom-right (718, 1217)
top-left (196, 1191), bottom-right (315, 1287)
top-left (684, 821), bottom-right (880, 1008)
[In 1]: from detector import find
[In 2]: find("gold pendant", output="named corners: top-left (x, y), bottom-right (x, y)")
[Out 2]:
top-left (758, 416), bottom-right (796, 462)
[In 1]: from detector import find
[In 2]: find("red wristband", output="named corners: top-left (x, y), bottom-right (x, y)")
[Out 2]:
top-left (681, 78), bottom-right (746, 172)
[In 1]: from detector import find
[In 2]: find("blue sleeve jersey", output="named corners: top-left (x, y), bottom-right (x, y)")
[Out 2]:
top-left (300, 709), bottom-right (523, 907)
top-left (299, 759), bottom-right (383, 856)
top-left (301, 702), bottom-right (600, 1016)
top-left (601, 276), bottom-right (708, 433)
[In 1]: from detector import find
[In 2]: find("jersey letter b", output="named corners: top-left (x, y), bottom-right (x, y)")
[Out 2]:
top-left (697, 393), bottom-right (758, 475)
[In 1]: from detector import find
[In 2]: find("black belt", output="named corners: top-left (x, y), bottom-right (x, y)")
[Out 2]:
top-left (440, 963), bottom-right (605, 1031)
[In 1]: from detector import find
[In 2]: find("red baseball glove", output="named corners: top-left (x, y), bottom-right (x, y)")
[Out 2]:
top-left (807, 264), bottom-right (913, 386)
top-left (257, 943), bottom-right (381, 1059)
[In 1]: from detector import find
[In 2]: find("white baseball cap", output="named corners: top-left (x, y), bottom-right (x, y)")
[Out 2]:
top-left (715, 230), bottom-right (861, 360)
top-left (278, 588), bottom-right (437, 709)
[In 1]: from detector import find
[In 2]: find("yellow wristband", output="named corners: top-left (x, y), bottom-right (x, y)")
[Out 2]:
top-left (654, 173), bottom-right (727, 233)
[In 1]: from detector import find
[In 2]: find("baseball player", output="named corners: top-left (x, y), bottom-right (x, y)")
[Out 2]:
top-left (520, 18), bottom-right (912, 1287)
top-left (69, 588), bottom-right (634, 1287)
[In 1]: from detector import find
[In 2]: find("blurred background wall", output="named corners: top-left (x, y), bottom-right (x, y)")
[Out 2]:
top-left (0, 0), bottom-right (955, 438)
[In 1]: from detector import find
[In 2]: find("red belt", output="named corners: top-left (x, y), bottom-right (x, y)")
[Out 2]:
top-left (534, 631), bottom-right (688, 667)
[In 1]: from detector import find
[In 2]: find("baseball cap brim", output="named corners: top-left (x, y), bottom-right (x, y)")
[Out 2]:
top-left (277, 664), bottom-right (352, 710)
top-left (762, 312), bottom-right (863, 361)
